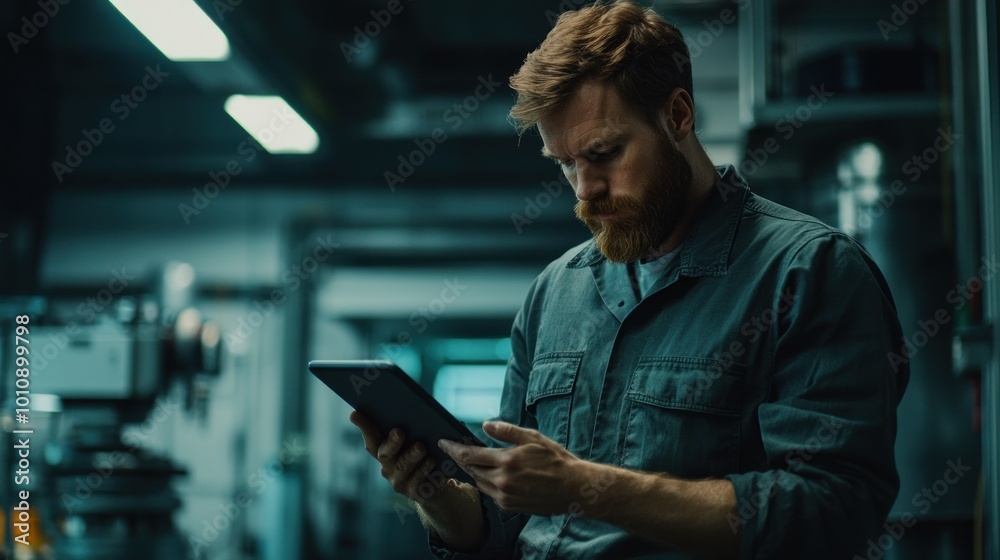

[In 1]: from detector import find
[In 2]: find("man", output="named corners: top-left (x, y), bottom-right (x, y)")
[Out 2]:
top-left (350, 1), bottom-right (908, 558)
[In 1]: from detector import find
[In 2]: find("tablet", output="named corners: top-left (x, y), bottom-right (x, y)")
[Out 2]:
top-left (308, 359), bottom-right (486, 486)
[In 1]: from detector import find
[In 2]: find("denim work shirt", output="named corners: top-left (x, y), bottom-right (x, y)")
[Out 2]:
top-left (430, 165), bottom-right (908, 560)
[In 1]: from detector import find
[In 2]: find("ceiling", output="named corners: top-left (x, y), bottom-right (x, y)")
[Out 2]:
top-left (5, 0), bottom-right (740, 188)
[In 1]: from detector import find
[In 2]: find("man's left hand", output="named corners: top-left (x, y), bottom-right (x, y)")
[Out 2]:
top-left (438, 421), bottom-right (590, 516)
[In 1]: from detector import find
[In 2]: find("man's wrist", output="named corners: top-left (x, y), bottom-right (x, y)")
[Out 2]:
top-left (570, 462), bottom-right (659, 523)
top-left (417, 480), bottom-right (488, 552)
top-left (415, 478), bottom-right (470, 513)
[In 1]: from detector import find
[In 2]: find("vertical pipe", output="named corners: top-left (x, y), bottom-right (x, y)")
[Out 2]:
top-left (975, 0), bottom-right (1000, 557)
top-left (738, 0), bottom-right (770, 129)
top-left (949, 0), bottom-right (981, 283)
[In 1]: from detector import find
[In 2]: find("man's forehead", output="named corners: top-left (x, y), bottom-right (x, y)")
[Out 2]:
top-left (540, 121), bottom-right (625, 157)
top-left (538, 81), bottom-right (635, 153)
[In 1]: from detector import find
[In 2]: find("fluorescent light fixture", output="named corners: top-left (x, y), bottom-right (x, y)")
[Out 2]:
top-left (224, 95), bottom-right (320, 154)
top-left (108, 0), bottom-right (230, 61)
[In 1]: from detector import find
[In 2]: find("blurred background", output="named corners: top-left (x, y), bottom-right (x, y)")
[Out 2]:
top-left (0, 0), bottom-right (998, 558)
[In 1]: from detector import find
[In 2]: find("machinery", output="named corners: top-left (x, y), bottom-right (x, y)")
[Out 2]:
top-left (1, 263), bottom-right (221, 560)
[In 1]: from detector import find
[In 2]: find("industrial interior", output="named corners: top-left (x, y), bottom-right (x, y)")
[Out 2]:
top-left (1, 0), bottom-right (998, 558)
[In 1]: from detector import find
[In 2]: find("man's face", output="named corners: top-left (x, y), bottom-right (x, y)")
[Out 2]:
top-left (537, 80), bottom-right (693, 263)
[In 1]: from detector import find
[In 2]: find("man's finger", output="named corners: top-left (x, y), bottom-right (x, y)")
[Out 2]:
top-left (396, 441), bottom-right (427, 474)
top-left (377, 428), bottom-right (405, 462)
top-left (463, 464), bottom-right (501, 501)
top-left (405, 456), bottom-right (438, 500)
top-left (349, 411), bottom-right (382, 457)
top-left (483, 420), bottom-right (541, 446)
top-left (438, 440), bottom-right (503, 467)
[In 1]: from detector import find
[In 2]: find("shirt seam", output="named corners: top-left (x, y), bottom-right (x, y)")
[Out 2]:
top-left (743, 200), bottom-right (837, 227)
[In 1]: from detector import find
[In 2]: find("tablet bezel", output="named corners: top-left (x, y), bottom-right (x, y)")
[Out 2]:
top-left (308, 359), bottom-right (486, 486)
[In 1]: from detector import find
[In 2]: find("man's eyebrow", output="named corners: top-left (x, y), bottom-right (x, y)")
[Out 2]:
top-left (540, 132), bottom-right (624, 161)
top-left (584, 132), bottom-right (623, 152)
top-left (540, 147), bottom-right (561, 161)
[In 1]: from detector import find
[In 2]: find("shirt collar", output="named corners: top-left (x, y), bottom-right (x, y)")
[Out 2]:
top-left (566, 164), bottom-right (749, 278)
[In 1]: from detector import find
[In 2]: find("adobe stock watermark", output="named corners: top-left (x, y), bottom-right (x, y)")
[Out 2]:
top-left (51, 64), bottom-right (170, 183)
top-left (120, 396), bottom-right (183, 450)
top-left (674, 0), bottom-right (751, 71)
top-left (681, 287), bottom-right (797, 405)
top-left (340, 0), bottom-right (412, 64)
top-left (511, 174), bottom-right (570, 233)
top-left (513, 117), bottom-right (626, 230)
top-left (512, 461), bottom-right (618, 542)
top-left (224, 235), bottom-right (341, 349)
top-left (33, 267), bottom-right (138, 372)
top-left (384, 75), bottom-right (502, 191)
top-left (544, 0), bottom-right (588, 25)
top-left (853, 457), bottom-right (971, 560)
top-left (62, 396), bottom-right (181, 513)
top-left (877, 0), bottom-right (930, 41)
top-left (349, 278), bottom-right (468, 395)
top-left (7, 0), bottom-right (71, 54)
top-left (739, 84), bottom-right (835, 179)
top-left (718, 84), bottom-right (835, 202)
top-left (887, 255), bottom-right (1000, 373)
top-left (211, 0), bottom-right (244, 20)
top-left (394, 435), bottom-right (481, 525)
top-left (188, 436), bottom-right (308, 556)
top-left (179, 106), bottom-right (301, 224)
top-left (861, 126), bottom-right (958, 221)
top-left (566, 468), bottom-right (617, 519)
top-left (545, 0), bottom-right (748, 69)
top-left (726, 416), bottom-right (841, 533)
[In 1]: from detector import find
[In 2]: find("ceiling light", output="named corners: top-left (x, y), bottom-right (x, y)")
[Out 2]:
top-left (108, 0), bottom-right (230, 61)
top-left (224, 95), bottom-right (320, 155)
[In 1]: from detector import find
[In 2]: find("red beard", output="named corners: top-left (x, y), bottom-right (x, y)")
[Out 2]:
top-left (575, 137), bottom-right (693, 263)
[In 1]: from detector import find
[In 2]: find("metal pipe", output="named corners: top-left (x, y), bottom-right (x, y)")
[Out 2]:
top-left (975, 0), bottom-right (1000, 557)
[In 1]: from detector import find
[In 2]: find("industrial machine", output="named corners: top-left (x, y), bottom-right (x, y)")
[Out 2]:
top-left (1, 263), bottom-right (221, 560)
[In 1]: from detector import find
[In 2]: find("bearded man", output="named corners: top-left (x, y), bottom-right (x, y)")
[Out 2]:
top-left (350, 1), bottom-right (909, 558)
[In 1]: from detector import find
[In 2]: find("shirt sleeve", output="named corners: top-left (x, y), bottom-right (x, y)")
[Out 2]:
top-left (724, 232), bottom-right (909, 559)
top-left (427, 280), bottom-right (538, 559)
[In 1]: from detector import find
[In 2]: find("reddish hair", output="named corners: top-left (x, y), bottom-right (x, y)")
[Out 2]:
top-left (509, 0), bottom-right (693, 134)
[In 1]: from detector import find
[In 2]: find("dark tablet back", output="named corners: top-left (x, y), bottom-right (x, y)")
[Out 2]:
top-left (308, 359), bottom-right (485, 486)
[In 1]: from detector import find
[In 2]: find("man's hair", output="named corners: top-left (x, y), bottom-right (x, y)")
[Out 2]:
top-left (508, 0), bottom-right (693, 135)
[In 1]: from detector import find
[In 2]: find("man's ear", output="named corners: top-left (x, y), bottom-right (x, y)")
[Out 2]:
top-left (660, 87), bottom-right (695, 143)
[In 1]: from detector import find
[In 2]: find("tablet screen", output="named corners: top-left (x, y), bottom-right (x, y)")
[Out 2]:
top-left (308, 359), bottom-right (486, 486)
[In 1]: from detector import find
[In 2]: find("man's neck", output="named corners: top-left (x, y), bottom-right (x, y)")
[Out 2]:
top-left (645, 156), bottom-right (720, 259)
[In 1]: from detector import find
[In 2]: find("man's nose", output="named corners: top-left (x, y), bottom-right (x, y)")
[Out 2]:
top-left (572, 163), bottom-right (607, 201)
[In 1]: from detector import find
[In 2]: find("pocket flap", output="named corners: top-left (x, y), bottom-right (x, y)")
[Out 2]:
top-left (625, 356), bottom-right (742, 416)
top-left (525, 352), bottom-right (582, 406)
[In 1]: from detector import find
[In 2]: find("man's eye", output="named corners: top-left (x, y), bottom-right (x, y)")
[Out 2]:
top-left (556, 158), bottom-right (574, 168)
top-left (589, 147), bottom-right (618, 161)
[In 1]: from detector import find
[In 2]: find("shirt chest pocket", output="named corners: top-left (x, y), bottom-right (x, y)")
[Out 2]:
top-left (524, 352), bottom-right (582, 449)
top-left (619, 356), bottom-right (743, 478)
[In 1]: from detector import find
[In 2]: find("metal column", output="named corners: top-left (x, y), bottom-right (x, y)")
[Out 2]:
top-left (975, 0), bottom-right (1000, 557)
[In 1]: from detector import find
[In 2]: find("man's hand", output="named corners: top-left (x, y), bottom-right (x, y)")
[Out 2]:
top-left (349, 411), bottom-right (487, 551)
top-left (440, 420), bottom-right (739, 558)
top-left (438, 420), bottom-right (589, 515)
top-left (350, 410), bottom-right (446, 505)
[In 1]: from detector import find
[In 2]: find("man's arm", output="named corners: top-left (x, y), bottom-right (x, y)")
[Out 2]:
top-left (577, 462), bottom-right (739, 557)
top-left (415, 480), bottom-right (485, 552)
top-left (440, 421), bottom-right (739, 559)
top-left (349, 412), bottom-right (486, 551)
top-left (722, 233), bottom-right (907, 558)
top-left (440, 232), bottom-right (906, 559)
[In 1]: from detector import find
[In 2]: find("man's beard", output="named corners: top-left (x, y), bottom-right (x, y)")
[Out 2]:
top-left (575, 138), bottom-right (694, 263)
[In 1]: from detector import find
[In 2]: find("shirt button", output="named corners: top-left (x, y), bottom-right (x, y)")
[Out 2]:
top-left (618, 301), bottom-right (625, 307)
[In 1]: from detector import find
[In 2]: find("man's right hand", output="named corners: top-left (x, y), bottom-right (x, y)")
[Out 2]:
top-left (348, 410), bottom-right (487, 552)
top-left (349, 410), bottom-right (442, 505)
